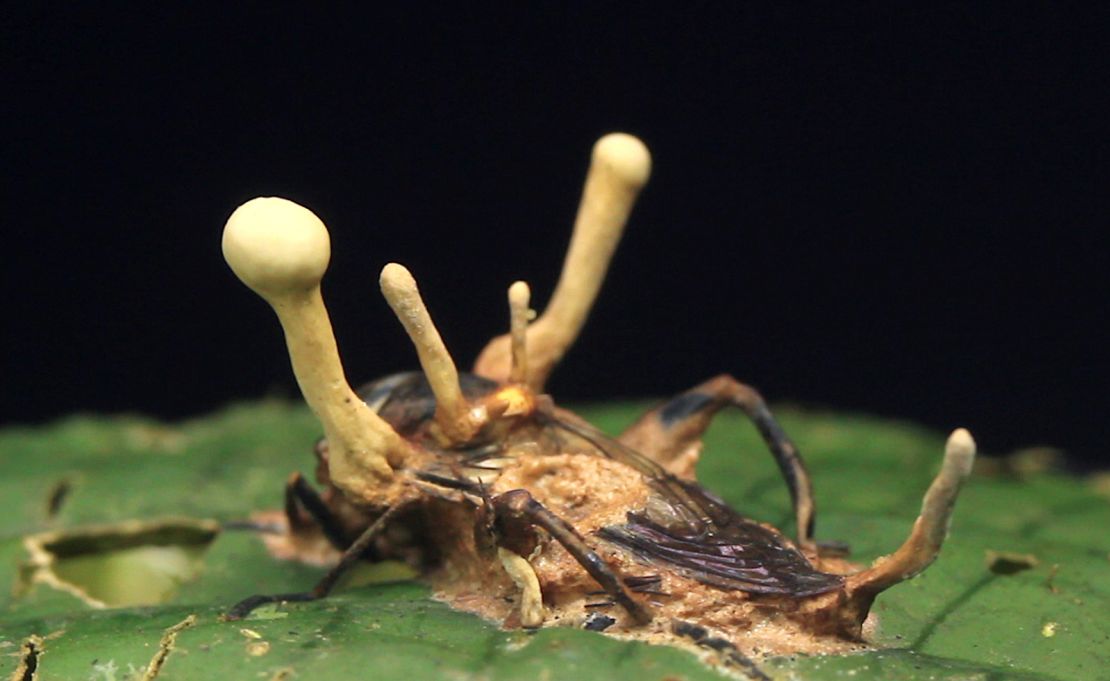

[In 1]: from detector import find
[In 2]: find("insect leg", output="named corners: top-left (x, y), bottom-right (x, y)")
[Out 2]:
top-left (618, 374), bottom-right (816, 547)
top-left (491, 489), bottom-right (652, 625)
top-left (225, 502), bottom-right (407, 620)
top-left (672, 621), bottom-right (771, 681)
top-left (284, 472), bottom-right (352, 551)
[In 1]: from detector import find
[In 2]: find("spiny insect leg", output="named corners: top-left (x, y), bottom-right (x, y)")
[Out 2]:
top-left (284, 472), bottom-right (352, 551)
top-left (619, 374), bottom-right (816, 547)
top-left (492, 489), bottom-right (652, 625)
top-left (225, 502), bottom-right (408, 620)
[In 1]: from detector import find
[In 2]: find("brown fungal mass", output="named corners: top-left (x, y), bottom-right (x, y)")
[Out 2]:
top-left (426, 446), bottom-right (862, 657)
top-left (222, 133), bottom-right (976, 670)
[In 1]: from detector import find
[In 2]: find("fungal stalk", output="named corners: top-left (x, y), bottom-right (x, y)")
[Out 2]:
top-left (222, 198), bottom-right (410, 496)
top-left (474, 133), bottom-right (652, 390)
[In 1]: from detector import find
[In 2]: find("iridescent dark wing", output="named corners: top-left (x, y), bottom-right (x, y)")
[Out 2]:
top-left (369, 372), bottom-right (844, 597)
top-left (549, 416), bottom-right (844, 597)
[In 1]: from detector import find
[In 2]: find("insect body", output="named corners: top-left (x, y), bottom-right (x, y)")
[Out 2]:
top-left (221, 134), bottom-right (976, 670)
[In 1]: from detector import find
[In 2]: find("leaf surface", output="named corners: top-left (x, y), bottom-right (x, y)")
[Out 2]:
top-left (0, 402), bottom-right (1105, 680)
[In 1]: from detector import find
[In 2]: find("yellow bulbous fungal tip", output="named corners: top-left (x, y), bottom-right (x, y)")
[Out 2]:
top-left (945, 428), bottom-right (977, 477)
top-left (222, 197), bottom-right (331, 296)
top-left (508, 281), bottom-right (532, 384)
top-left (508, 281), bottom-right (531, 310)
top-left (593, 133), bottom-right (652, 188)
top-left (471, 132), bottom-right (651, 390)
top-left (379, 262), bottom-right (415, 296)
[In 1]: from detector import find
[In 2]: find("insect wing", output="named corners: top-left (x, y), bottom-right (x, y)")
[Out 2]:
top-left (549, 417), bottom-right (844, 597)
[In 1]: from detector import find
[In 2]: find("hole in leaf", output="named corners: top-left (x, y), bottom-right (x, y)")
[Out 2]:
top-left (13, 635), bottom-right (43, 681)
top-left (20, 518), bottom-right (219, 607)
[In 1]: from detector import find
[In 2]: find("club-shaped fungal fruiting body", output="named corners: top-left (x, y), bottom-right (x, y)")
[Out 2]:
top-left (221, 133), bottom-right (976, 674)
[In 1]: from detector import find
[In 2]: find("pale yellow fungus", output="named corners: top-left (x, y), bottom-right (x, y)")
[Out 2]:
top-left (222, 197), bottom-right (409, 489)
top-left (508, 281), bottom-right (532, 384)
top-left (380, 262), bottom-right (478, 444)
top-left (497, 547), bottom-right (545, 628)
top-left (475, 133), bottom-right (652, 389)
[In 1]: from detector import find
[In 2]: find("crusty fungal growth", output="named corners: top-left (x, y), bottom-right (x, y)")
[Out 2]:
top-left (497, 546), bottom-right (544, 628)
top-left (222, 198), bottom-right (409, 493)
top-left (474, 133), bottom-right (652, 390)
top-left (847, 429), bottom-right (976, 594)
top-left (223, 134), bottom-right (978, 672)
top-left (796, 430), bottom-right (978, 639)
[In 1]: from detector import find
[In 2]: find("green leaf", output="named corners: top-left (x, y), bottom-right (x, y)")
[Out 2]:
top-left (0, 401), bottom-right (1106, 680)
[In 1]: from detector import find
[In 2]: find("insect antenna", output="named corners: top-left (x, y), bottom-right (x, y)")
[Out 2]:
top-left (222, 198), bottom-right (410, 488)
top-left (474, 133), bottom-right (652, 390)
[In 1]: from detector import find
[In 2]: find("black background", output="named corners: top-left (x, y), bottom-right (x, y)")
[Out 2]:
top-left (6, 5), bottom-right (1108, 468)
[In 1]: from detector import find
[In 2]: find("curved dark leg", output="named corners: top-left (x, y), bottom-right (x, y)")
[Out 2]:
top-left (225, 502), bottom-right (406, 620)
top-left (492, 489), bottom-right (652, 625)
top-left (221, 472), bottom-right (353, 547)
top-left (619, 374), bottom-right (816, 547)
top-left (284, 471), bottom-right (352, 550)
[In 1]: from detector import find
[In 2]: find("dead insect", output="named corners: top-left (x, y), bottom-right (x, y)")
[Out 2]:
top-left (220, 133), bottom-right (976, 674)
